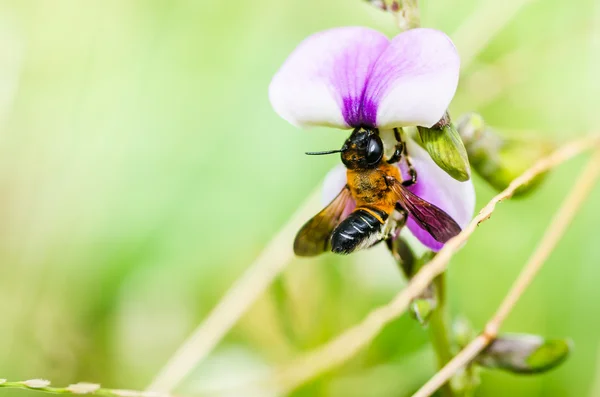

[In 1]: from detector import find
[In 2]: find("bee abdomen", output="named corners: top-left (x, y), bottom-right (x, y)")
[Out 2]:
top-left (330, 207), bottom-right (388, 255)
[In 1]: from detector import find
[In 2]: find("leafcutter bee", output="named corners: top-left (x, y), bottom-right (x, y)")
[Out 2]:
top-left (294, 127), bottom-right (461, 256)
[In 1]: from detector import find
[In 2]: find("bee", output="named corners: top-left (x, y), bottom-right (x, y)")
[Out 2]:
top-left (294, 127), bottom-right (461, 256)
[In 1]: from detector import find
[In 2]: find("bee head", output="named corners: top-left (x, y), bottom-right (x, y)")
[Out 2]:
top-left (340, 127), bottom-right (383, 170)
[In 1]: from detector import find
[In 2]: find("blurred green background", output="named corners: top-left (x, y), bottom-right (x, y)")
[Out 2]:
top-left (0, 0), bottom-right (599, 396)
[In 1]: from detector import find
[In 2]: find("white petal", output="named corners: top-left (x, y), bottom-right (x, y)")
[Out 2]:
top-left (321, 164), bottom-right (356, 220)
top-left (269, 27), bottom-right (389, 129)
top-left (322, 163), bottom-right (348, 205)
top-left (366, 28), bottom-right (460, 129)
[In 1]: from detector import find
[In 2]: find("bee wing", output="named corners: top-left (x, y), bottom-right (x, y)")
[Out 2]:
top-left (387, 177), bottom-right (461, 244)
top-left (294, 186), bottom-right (353, 257)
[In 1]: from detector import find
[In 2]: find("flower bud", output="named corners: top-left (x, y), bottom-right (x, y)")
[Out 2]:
top-left (418, 113), bottom-right (471, 182)
top-left (453, 316), bottom-right (477, 348)
top-left (364, 0), bottom-right (387, 10)
top-left (477, 334), bottom-right (571, 374)
top-left (409, 292), bottom-right (436, 326)
top-left (364, 0), bottom-right (421, 30)
top-left (22, 380), bottom-right (51, 388)
top-left (456, 113), bottom-right (555, 197)
top-left (67, 383), bottom-right (101, 395)
top-left (450, 366), bottom-right (481, 395)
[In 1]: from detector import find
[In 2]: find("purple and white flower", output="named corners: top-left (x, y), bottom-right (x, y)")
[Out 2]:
top-left (269, 27), bottom-right (475, 251)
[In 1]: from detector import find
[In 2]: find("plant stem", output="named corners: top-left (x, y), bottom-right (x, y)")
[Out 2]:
top-left (396, 0), bottom-right (421, 30)
top-left (428, 272), bottom-right (455, 397)
top-left (0, 380), bottom-right (170, 397)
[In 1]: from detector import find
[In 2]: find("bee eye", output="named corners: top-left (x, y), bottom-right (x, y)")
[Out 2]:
top-left (366, 135), bottom-right (383, 165)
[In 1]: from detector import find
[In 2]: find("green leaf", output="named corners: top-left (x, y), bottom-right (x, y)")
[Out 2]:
top-left (410, 298), bottom-right (435, 326)
top-left (526, 339), bottom-right (571, 373)
top-left (476, 334), bottom-right (572, 375)
top-left (418, 122), bottom-right (471, 182)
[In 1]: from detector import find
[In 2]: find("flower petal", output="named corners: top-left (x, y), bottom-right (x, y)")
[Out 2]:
top-left (365, 28), bottom-right (460, 129)
top-left (269, 27), bottom-right (389, 129)
top-left (399, 138), bottom-right (475, 251)
top-left (322, 164), bottom-right (356, 218)
top-left (322, 163), bottom-right (347, 205)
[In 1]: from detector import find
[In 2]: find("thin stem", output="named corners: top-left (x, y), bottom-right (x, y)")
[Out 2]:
top-left (428, 273), bottom-right (454, 397)
top-left (0, 379), bottom-right (172, 397)
top-left (146, 187), bottom-right (322, 392)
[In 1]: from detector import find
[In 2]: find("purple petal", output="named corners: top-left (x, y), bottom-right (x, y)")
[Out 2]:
top-left (269, 27), bottom-right (389, 128)
top-left (365, 28), bottom-right (460, 128)
top-left (398, 138), bottom-right (475, 251)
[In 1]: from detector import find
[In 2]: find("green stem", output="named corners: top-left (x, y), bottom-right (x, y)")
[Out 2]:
top-left (397, 0), bottom-right (421, 30)
top-left (428, 272), bottom-right (455, 397)
top-left (0, 380), bottom-right (168, 397)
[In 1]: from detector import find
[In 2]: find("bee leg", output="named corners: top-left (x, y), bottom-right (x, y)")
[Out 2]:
top-left (385, 237), bottom-right (398, 263)
top-left (387, 128), bottom-right (404, 164)
top-left (402, 159), bottom-right (418, 186)
top-left (401, 138), bottom-right (418, 186)
top-left (388, 128), bottom-right (418, 185)
top-left (386, 236), bottom-right (416, 279)
top-left (387, 142), bottom-right (404, 164)
top-left (367, 237), bottom-right (386, 248)
top-left (383, 206), bottom-right (408, 249)
top-left (387, 145), bottom-right (403, 164)
top-left (394, 203), bottom-right (407, 215)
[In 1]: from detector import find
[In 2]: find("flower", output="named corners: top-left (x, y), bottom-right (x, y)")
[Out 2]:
top-left (269, 27), bottom-right (475, 251)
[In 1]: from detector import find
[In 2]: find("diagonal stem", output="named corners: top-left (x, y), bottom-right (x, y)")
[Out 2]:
top-left (412, 147), bottom-right (600, 397)
top-left (428, 273), bottom-right (455, 397)
top-left (146, 187), bottom-right (322, 392)
top-left (0, 379), bottom-right (173, 397)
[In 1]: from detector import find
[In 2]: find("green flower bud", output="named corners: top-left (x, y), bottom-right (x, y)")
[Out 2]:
top-left (450, 318), bottom-right (481, 395)
top-left (364, 0), bottom-right (387, 10)
top-left (418, 113), bottom-right (471, 182)
top-left (456, 113), bottom-right (555, 197)
top-left (410, 297), bottom-right (436, 326)
top-left (450, 366), bottom-right (481, 396)
top-left (477, 334), bottom-right (571, 374)
top-left (453, 316), bottom-right (477, 348)
top-left (364, 0), bottom-right (421, 30)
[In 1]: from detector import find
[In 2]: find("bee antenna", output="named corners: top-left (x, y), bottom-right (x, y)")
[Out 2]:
top-left (305, 149), bottom-right (343, 156)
